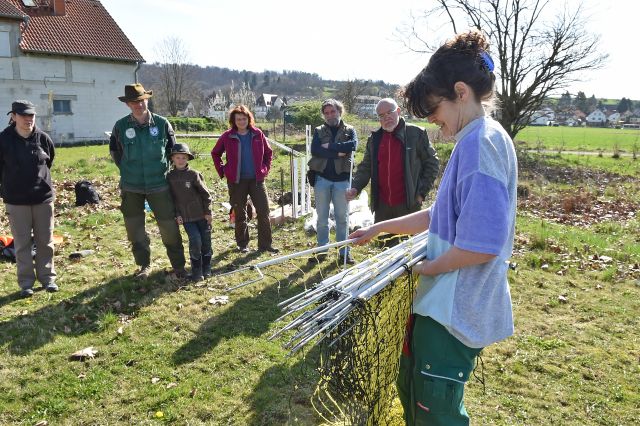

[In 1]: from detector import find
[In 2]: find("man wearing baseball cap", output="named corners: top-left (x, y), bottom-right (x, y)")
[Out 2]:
top-left (0, 100), bottom-right (58, 297)
top-left (109, 84), bottom-right (186, 280)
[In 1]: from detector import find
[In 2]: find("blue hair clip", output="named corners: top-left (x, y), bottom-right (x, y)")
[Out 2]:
top-left (480, 51), bottom-right (494, 72)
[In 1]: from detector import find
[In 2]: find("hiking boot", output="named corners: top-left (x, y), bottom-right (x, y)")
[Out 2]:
top-left (259, 246), bottom-right (279, 254)
top-left (190, 258), bottom-right (204, 282)
top-left (308, 253), bottom-right (327, 264)
top-left (202, 253), bottom-right (212, 278)
top-left (20, 288), bottom-right (34, 298)
top-left (134, 265), bottom-right (152, 281)
top-left (44, 282), bottom-right (59, 292)
top-left (172, 268), bottom-right (188, 280)
top-left (339, 253), bottom-right (356, 265)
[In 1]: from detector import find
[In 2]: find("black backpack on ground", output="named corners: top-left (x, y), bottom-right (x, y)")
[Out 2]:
top-left (75, 180), bottom-right (100, 206)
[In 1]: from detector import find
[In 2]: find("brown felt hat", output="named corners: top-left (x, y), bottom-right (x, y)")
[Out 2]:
top-left (118, 84), bottom-right (153, 102)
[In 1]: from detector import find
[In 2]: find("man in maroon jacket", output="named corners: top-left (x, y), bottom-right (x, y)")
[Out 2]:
top-left (347, 98), bottom-right (439, 223)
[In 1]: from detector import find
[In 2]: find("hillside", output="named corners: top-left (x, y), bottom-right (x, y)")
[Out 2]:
top-left (139, 63), bottom-right (399, 101)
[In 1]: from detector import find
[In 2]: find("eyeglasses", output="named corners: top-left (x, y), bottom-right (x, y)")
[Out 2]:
top-left (423, 98), bottom-right (444, 117)
top-left (377, 109), bottom-right (397, 120)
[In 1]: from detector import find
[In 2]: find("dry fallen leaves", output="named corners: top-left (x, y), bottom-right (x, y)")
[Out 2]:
top-left (69, 347), bottom-right (98, 361)
top-left (209, 295), bottom-right (229, 306)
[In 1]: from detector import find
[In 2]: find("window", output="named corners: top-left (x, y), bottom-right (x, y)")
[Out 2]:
top-left (53, 99), bottom-right (72, 114)
top-left (0, 32), bottom-right (10, 57)
top-left (21, 0), bottom-right (37, 6)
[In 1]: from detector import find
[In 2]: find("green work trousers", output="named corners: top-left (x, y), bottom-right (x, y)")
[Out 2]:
top-left (397, 315), bottom-right (483, 426)
top-left (120, 189), bottom-right (185, 270)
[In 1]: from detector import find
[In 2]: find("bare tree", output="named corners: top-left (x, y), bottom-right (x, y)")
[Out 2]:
top-left (155, 36), bottom-right (193, 117)
top-left (266, 105), bottom-right (283, 136)
top-left (397, 0), bottom-right (607, 138)
top-left (337, 79), bottom-right (370, 114)
top-left (229, 81), bottom-right (256, 108)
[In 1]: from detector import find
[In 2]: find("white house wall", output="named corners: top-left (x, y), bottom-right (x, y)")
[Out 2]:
top-left (0, 53), bottom-right (137, 144)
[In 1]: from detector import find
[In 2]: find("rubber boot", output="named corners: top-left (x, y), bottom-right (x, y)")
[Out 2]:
top-left (202, 253), bottom-right (212, 278)
top-left (190, 257), bottom-right (204, 282)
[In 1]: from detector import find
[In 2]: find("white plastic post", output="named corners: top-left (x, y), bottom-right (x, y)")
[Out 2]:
top-left (292, 157), bottom-right (299, 218)
top-left (306, 125), bottom-right (312, 213)
top-left (298, 155), bottom-right (306, 216)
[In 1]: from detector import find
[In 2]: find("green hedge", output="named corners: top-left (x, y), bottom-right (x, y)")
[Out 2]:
top-left (167, 117), bottom-right (227, 133)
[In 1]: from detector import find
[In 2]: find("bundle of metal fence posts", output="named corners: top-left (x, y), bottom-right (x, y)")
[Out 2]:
top-left (270, 230), bottom-right (428, 353)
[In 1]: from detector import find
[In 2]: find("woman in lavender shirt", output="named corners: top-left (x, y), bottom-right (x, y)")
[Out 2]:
top-left (350, 30), bottom-right (517, 425)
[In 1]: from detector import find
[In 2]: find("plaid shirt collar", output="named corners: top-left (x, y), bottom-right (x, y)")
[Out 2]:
top-left (127, 112), bottom-right (155, 128)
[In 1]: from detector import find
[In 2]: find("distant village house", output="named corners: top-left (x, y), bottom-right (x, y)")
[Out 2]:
top-left (254, 93), bottom-right (285, 119)
top-left (354, 95), bottom-right (381, 118)
top-left (586, 109), bottom-right (607, 127)
top-left (529, 107), bottom-right (555, 126)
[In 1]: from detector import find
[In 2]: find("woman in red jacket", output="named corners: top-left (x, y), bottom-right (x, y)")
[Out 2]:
top-left (211, 105), bottom-right (278, 253)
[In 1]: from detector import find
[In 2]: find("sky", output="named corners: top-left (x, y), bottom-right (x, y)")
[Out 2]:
top-left (102, 0), bottom-right (640, 100)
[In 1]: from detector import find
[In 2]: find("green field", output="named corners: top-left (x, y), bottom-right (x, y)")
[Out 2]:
top-left (1, 143), bottom-right (639, 424)
top-left (516, 126), bottom-right (640, 152)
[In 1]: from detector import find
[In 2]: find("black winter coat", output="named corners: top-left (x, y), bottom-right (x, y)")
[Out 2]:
top-left (0, 125), bottom-right (55, 205)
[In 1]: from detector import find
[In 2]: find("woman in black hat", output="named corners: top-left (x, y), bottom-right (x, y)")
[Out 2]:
top-left (0, 100), bottom-right (58, 297)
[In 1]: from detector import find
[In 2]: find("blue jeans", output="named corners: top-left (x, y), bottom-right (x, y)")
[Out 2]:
top-left (183, 219), bottom-right (212, 261)
top-left (314, 175), bottom-right (349, 256)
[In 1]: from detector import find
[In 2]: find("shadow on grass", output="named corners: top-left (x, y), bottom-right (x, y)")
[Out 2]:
top-left (0, 289), bottom-right (24, 308)
top-left (208, 247), bottom-right (269, 276)
top-left (245, 345), bottom-right (322, 426)
top-left (0, 270), bottom-right (182, 355)
top-left (172, 260), bottom-right (341, 366)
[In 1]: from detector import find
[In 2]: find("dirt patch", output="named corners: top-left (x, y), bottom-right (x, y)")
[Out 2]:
top-left (519, 191), bottom-right (637, 226)
top-left (518, 159), bottom-right (639, 226)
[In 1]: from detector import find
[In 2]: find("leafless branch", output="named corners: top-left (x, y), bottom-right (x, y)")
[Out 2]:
top-left (396, 0), bottom-right (607, 138)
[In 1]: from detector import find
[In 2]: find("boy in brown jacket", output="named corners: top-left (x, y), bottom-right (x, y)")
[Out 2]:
top-left (167, 143), bottom-right (213, 281)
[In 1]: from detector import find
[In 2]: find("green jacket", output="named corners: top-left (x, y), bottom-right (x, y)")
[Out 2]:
top-left (351, 118), bottom-right (439, 212)
top-left (109, 113), bottom-right (176, 193)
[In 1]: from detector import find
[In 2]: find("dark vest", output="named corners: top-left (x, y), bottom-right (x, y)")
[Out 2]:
top-left (308, 122), bottom-right (354, 176)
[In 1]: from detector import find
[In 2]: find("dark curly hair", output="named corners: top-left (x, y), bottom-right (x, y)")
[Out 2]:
top-left (403, 30), bottom-right (496, 118)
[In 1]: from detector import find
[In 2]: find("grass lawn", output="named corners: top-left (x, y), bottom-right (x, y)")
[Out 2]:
top-left (516, 126), bottom-right (640, 153)
top-left (0, 141), bottom-right (639, 424)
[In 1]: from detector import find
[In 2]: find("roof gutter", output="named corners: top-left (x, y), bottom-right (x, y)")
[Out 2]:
top-left (20, 48), bottom-right (143, 63)
top-left (134, 61), bottom-right (141, 83)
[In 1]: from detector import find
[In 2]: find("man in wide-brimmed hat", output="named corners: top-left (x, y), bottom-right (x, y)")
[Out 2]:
top-left (109, 84), bottom-right (186, 280)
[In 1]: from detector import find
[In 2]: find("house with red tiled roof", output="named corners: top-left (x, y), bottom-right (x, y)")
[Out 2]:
top-left (0, 0), bottom-right (144, 143)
